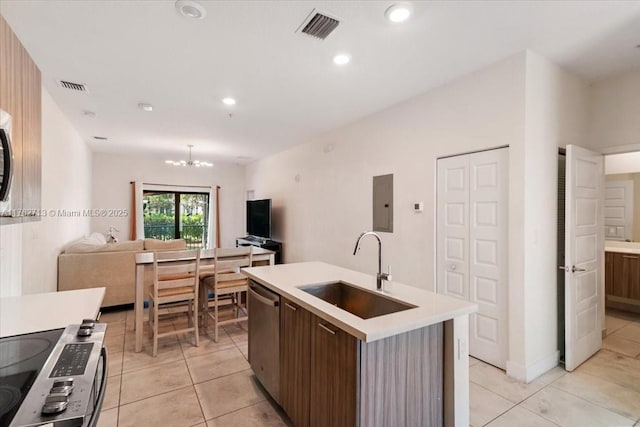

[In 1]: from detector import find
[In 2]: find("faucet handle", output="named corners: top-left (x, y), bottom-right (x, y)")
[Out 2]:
top-left (381, 265), bottom-right (392, 282)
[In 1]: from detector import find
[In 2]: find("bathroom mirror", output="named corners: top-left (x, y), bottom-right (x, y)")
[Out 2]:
top-left (605, 152), bottom-right (640, 242)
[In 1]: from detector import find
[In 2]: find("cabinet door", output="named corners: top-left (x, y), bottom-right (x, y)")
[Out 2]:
top-left (612, 253), bottom-right (627, 298)
top-left (612, 252), bottom-right (640, 299)
top-left (622, 253), bottom-right (640, 300)
top-left (309, 314), bottom-right (358, 427)
top-left (280, 299), bottom-right (311, 427)
top-left (605, 252), bottom-right (614, 295)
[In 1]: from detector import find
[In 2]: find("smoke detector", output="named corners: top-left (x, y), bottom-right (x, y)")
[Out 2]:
top-left (175, 0), bottom-right (206, 19)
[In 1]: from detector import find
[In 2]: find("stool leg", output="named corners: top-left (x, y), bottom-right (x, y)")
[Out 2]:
top-left (152, 300), bottom-right (159, 357)
top-left (214, 290), bottom-right (219, 343)
top-left (193, 297), bottom-right (200, 347)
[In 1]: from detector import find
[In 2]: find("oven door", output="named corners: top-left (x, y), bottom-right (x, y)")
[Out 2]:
top-left (85, 347), bottom-right (108, 427)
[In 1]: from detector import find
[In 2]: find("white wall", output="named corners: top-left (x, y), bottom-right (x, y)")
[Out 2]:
top-left (246, 50), bottom-right (591, 382)
top-left (91, 153), bottom-right (245, 248)
top-left (589, 70), bottom-right (640, 153)
top-left (508, 51), bottom-right (590, 381)
top-left (247, 52), bottom-right (526, 291)
top-left (0, 88), bottom-right (92, 296)
top-left (0, 223), bottom-right (22, 297)
top-left (605, 151), bottom-right (640, 174)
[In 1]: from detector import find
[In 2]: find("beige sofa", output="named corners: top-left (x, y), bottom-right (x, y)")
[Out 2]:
top-left (58, 238), bottom-right (187, 307)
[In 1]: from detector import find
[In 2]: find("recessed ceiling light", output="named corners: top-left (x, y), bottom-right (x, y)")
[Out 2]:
top-left (333, 53), bottom-right (351, 65)
top-left (175, 0), bottom-right (207, 20)
top-left (138, 103), bottom-right (153, 112)
top-left (222, 97), bottom-right (236, 106)
top-left (385, 3), bottom-right (413, 23)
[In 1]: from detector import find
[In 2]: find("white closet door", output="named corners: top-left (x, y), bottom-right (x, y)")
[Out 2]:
top-left (437, 155), bottom-right (470, 301)
top-left (564, 144), bottom-right (603, 372)
top-left (437, 147), bottom-right (508, 369)
top-left (604, 180), bottom-right (633, 241)
top-left (468, 149), bottom-right (509, 369)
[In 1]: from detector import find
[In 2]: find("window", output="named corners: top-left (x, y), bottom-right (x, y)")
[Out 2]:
top-left (143, 191), bottom-right (210, 249)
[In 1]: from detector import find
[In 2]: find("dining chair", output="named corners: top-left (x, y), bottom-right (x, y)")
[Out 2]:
top-left (148, 249), bottom-right (200, 357)
top-left (201, 246), bottom-right (253, 342)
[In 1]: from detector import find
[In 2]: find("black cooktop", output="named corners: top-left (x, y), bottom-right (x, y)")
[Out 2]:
top-left (0, 329), bottom-right (63, 427)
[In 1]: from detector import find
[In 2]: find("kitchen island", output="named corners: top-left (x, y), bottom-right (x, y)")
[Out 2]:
top-left (243, 262), bottom-right (476, 427)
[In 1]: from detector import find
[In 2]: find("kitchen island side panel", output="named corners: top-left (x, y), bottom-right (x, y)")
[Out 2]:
top-left (359, 322), bottom-right (444, 426)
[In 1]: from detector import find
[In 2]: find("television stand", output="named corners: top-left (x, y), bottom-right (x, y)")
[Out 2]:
top-left (236, 236), bottom-right (282, 264)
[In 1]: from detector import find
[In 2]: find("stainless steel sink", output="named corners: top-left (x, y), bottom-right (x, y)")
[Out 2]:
top-left (298, 281), bottom-right (416, 319)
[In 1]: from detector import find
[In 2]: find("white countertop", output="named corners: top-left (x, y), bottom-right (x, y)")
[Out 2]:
top-left (135, 246), bottom-right (274, 264)
top-left (0, 288), bottom-right (105, 338)
top-left (605, 241), bottom-right (640, 255)
top-left (243, 261), bottom-right (477, 343)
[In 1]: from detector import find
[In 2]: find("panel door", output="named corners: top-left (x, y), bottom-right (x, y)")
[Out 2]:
top-left (564, 144), bottom-right (603, 371)
top-left (437, 148), bottom-right (509, 369)
top-left (437, 155), bottom-right (470, 301)
top-left (468, 149), bottom-right (509, 369)
top-left (604, 180), bottom-right (633, 241)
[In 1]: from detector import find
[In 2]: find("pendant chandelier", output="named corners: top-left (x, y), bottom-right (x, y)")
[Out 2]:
top-left (165, 144), bottom-right (213, 167)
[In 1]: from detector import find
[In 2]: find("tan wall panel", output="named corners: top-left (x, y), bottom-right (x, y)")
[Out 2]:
top-left (0, 14), bottom-right (42, 223)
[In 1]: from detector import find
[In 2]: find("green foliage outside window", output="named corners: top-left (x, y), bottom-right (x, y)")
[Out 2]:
top-left (142, 192), bottom-right (209, 248)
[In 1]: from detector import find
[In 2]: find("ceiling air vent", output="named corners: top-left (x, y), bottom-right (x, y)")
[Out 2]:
top-left (297, 9), bottom-right (340, 40)
top-left (57, 80), bottom-right (88, 92)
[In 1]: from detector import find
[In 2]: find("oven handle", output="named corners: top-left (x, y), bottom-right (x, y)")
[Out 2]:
top-left (87, 347), bottom-right (108, 427)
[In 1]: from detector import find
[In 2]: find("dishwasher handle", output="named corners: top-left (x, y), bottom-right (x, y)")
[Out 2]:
top-left (248, 284), bottom-right (279, 307)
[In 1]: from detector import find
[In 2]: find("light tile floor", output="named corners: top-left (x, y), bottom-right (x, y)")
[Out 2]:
top-left (473, 308), bottom-right (640, 427)
top-left (98, 308), bottom-right (640, 427)
top-left (97, 308), bottom-right (291, 427)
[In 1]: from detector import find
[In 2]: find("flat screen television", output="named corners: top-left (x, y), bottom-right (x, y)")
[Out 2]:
top-left (247, 199), bottom-right (271, 239)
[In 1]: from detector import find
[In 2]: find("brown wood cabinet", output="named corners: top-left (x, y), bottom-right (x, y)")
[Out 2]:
top-left (20, 50), bottom-right (41, 218)
top-left (280, 299), bottom-right (358, 427)
top-left (309, 313), bottom-right (358, 427)
top-left (0, 15), bottom-right (42, 223)
top-left (276, 296), bottom-right (443, 427)
top-left (280, 298), bottom-right (311, 427)
top-left (606, 251), bottom-right (640, 301)
top-left (605, 251), bottom-right (614, 296)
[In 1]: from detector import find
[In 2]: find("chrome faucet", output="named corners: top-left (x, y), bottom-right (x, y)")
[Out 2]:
top-left (353, 231), bottom-right (392, 291)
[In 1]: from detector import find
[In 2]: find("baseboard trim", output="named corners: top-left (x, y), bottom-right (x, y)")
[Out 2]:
top-left (506, 351), bottom-right (560, 383)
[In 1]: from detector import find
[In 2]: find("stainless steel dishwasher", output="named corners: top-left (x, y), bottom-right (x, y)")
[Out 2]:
top-left (248, 280), bottom-right (280, 403)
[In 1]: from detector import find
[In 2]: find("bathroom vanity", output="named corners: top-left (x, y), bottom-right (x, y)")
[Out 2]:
top-left (243, 261), bottom-right (477, 427)
top-left (605, 241), bottom-right (640, 313)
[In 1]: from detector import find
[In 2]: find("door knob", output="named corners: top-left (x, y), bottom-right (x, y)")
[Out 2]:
top-left (450, 265), bottom-right (456, 271)
top-left (571, 265), bottom-right (586, 273)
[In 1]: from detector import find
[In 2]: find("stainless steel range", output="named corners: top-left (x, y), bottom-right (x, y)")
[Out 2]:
top-left (0, 321), bottom-right (107, 427)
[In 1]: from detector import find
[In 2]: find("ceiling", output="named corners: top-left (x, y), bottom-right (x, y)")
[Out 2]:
top-left (1, 1), bottom-right (639, 164)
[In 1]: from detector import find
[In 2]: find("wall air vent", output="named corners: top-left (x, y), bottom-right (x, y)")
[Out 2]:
top-left (57, 80), bottom-right (88, 92)
top-left (297, 9), bottom-right (340, 40)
